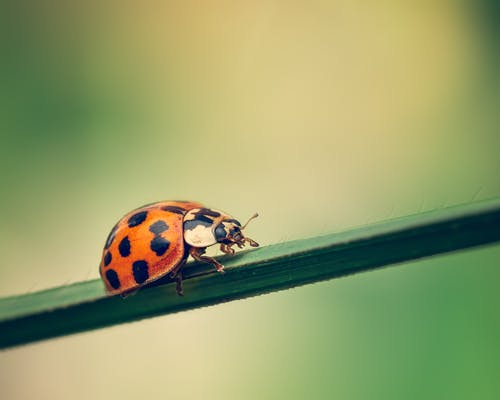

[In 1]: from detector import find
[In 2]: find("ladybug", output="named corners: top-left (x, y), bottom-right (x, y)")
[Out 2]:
top-left (99, 200), bottom-right (259, 296)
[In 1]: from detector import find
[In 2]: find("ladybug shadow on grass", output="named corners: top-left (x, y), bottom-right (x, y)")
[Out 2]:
top-left (143, 248), bottom-right (253, 293)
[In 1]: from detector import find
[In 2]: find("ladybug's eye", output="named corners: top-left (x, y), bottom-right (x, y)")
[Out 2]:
top-left (229, 226), bottom-right (241, 236)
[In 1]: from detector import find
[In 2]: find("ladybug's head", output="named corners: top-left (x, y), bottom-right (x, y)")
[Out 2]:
top-left (215, 213), bottom-right (259, 248)
top-left (183, 208), bottom-right (259, 249)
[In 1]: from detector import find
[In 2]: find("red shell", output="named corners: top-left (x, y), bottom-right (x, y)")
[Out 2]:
top-left (99, 200), bottom-right (203, 295)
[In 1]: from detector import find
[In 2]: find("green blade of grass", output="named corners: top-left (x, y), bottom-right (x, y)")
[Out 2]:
top-left (1, 198), bottom-right (500, 350)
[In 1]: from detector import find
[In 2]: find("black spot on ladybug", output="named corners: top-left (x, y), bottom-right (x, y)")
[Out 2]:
top-left (214, 223), bottom-right (228, 241)
top-left (161, 205), bottom-right (186, 215)
top-left (103, 251), bottom-right (112, 266)
top-left (184, 215), bottom-right (214, 231)
top-left (128, 211), bottom-right (148, 227)
top-left (104, 224), bottom-right (119, 249)
top-left (150, 236), bottom-right (170, 256)
top-left (195, 208), bottom-right (221, 218)
top-left (132, 260), bottom-right (149, 284)
top-left (105, 269), bottom-right (121, 289)
top-left (119, 236), bottom-right (131, 257)
top-left (149, 220), bottom-right (169, 235)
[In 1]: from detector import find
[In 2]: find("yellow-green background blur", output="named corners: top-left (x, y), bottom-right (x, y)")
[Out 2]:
top-left (1, 1), bottom-right (499, 399)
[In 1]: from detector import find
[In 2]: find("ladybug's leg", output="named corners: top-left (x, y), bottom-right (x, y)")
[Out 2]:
top-left (175, 274), bottom-right (184, 296)
top-left (190, 247), bottom-right (225, 273)
top-left (220, 243), bottom-right (235, 255)
top-left (169, 259), bottom-right (187, 296)
top-left (244, 237), bottom-right (259, 247)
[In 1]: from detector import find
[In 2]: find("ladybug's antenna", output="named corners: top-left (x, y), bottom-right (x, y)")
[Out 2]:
top-left (242, 213), bottom-right (259, 230)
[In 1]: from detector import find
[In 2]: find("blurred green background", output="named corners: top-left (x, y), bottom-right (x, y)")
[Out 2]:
top-left (1, 1), bottom-right (499, 399)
